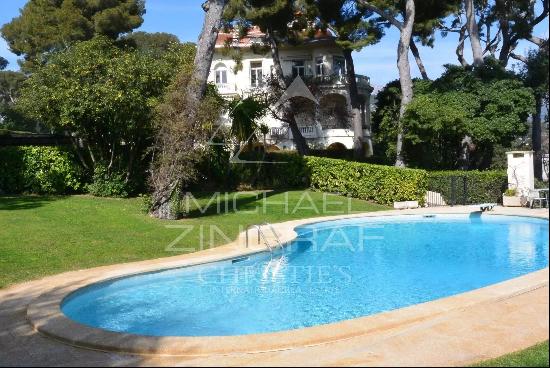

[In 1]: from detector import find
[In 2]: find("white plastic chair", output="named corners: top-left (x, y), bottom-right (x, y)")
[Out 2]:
top-left (527, 189), bottom-right (547, 209)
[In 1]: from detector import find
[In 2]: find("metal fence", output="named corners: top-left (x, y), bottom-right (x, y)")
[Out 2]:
top-left (426, 176), bottom-right (470, 207)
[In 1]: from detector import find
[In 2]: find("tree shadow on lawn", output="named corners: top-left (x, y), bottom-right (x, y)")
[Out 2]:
top-left (0, 196), bottom-right (65, 211)
top-left (184, 190), bottom-right (286, 219)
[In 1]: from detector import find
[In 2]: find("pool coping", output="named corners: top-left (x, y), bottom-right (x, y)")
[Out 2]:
top-left (26, 207), bottom-right (549, 357)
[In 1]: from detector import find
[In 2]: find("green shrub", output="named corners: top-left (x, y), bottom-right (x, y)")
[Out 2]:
top-left (0, 147), bottom-right (25, 194)
top-left (193, 144), bottom-right (234, 190)
top-left (504, 188), bottom-right (517, 196)
top-left (535, 178), bottom-right (548, 189)
top-left (138, 193), bottom-right (153, 214)
top-left (86, 166), bottom-right (130, 198)
top-left (195, 150), bottom-right (509, 207)
top-left (305, 156), bottom-right (428, 205)
top-left (427, 170), bottom-right (507, 204)
top-left (231, 151), bottom-right (309, 189)
top-left (0, 146), bottom-right (83, 194)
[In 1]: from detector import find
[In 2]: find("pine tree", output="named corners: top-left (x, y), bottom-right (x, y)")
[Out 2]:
top-left (1, 0), bottom-right (146, 71)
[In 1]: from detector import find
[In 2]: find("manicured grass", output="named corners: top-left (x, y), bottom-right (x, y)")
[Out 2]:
top-left (472, 341), bottom-right (549, 367)
top-left (0, 191), bottom-right (388, 288)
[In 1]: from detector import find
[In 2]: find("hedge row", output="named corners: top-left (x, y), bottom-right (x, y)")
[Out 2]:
top-left (229, 151), bottom-right (310, 189)
top-left (0, 147), bottom-right (508, 206)
top-left (305, 156), bottom-right (428, 205)
top-left (427, 170), bottom-right (508, 204)
top-left (232, 155), bottom-right (506, 206)
top-left (0, 146), bottom-right (83, 194)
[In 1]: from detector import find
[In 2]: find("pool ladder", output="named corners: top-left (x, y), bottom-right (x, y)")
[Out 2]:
top-left (245, 222), bottom-right (284, 253)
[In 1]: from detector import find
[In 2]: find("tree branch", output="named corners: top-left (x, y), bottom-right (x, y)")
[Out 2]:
top-left (528, 35), bottom-right (545, 47)
top-left (510, 52), bottom-right (528, 64)
top-left (357, 0), bottom-right (403, 30)
top-left (410, 40), bottom-right (429, 80)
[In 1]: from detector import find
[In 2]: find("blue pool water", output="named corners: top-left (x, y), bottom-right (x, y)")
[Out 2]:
top-left (62, 214), bottom-right (549, 337)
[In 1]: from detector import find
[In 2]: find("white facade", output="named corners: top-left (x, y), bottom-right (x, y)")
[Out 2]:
top-left (208, 29), bottom-right (373, 151)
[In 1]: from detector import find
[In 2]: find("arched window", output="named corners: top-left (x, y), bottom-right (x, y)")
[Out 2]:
top-left (214, 63), bottom-right (228, 86)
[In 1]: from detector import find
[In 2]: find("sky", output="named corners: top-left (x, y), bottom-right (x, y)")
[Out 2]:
top-left (1, 0), bottom-right (548, 87)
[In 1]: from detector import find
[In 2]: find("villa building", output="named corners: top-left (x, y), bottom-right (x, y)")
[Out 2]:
top-left (208, 26), bottom-right (374, 151)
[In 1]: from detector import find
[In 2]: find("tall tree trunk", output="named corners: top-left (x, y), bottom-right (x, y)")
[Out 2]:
top-left (410, 40), bottom-right (429, 80)
top-left (266, 31), bottom-right (309, 155)
top-left (533, 95), bottom-right (543, 179)
top-left (343, 49), bottom-right (366, 159)
top-left (459, 135), bottom-right (472, 170)
top-left (150, 0), bottom-right (226, 219)
top-left (185, 0), bottom-right (226, 117)
top-left (456, 24), bottom-right (469, 67)
top-left (465, 0), bottom-right (484, 67)
top-left (395, 0), bottom-right (416, 168)
top-left (498, 17), bottom-right (512, 67)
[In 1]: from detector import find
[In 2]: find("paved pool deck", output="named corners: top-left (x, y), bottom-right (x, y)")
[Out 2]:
top-left (0, 206), bottom-right (548, 367)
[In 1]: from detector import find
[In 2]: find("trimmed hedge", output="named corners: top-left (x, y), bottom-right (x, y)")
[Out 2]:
top-left (427, 170), bottom-right (508, 204)
top-left (305, 156), bottom-right (428, 205)
top-left (230, 151), bottom-right (310, 189)
top-left (0, 146), bottom-right (83, 194)
top-left (0, 146), bottom-right (508, 206)
top-left (230, 154), bottom-right (506, 206)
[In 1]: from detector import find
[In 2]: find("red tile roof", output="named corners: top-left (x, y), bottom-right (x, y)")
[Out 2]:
top-left (216, 26), bottom-right (334, 47)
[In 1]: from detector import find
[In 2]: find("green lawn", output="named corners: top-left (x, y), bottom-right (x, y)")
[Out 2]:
top-left (472, 341), bottom-right (549, 367)
top-left (0, 191), bottom-right (388, 288)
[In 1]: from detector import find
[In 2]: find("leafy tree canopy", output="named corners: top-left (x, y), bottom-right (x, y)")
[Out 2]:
top-left (16, 36), bottom-right (195, 185)
top-left (1, 0), bottom-right (145, 71)
top-left (225, 0), bottom-right (312, 40)
top-left (365, 0), bottom-right (461, 46)
top-left (373, 60), bottom-right (535, 169)
top-left (121, 31), bottom-right (183, 56)
top-left (314, 0), bottom-right (384, 52)
top-left (0, 72), bottom-right (26, 106)
top-left (0, 57), bottom-right (7, 70)
top-left (0, 71), bottom-right (29, 130)
top-left (521, 45), bottom-right (549, 100)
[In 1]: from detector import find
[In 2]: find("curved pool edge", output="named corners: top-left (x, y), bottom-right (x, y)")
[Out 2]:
top-left (26, 207), bottom-right (550, 357)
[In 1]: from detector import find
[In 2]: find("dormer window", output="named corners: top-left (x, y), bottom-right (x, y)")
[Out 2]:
top-left (250, 61), bottom-right (263, 87)
top-left (292, 60), bottom-right (306, 78)
top-left (315, 57), bottom-right (324, 76)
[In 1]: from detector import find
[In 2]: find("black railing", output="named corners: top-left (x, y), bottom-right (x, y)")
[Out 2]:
top-left (450, 176), bottom-right (468, 206)
top-left (426, 176), bottom-right (470, 207)
top-left (426, 174), bottom-right (507, 207)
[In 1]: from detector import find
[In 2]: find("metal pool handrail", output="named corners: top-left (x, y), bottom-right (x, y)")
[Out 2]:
top-left (245, 223), bottom-right (283, 252)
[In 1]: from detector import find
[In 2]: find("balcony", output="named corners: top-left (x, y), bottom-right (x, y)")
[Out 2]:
top-left (356, 75), bottom-right (371, 88)
top-left (270, 127), bottom-right (288, 137)
top-left (299, 125), bottom-right (317, 138)
top-left (216, 83), bottom-right (237, 95)
top-left (269, 125), bottom-right (320, 140)
top-left (295, 73), bottom-right (371, 91)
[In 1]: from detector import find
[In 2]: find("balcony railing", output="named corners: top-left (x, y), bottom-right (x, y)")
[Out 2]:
top-left (270, 127), bottom-right (288, 137)
top-left (269, 126), bottom-right (319, 139)
top-left (216, 83), bottom-right (237, 94)
top-left (295, 73), bottom-right (371, 88)
top-left (299, 125), bottom-right (317, 137)
top-left (356, 75), bottom-right (371, 87)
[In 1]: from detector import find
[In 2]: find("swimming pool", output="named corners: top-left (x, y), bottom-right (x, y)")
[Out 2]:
top-left (61, 214), bottom-right (549, 337)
